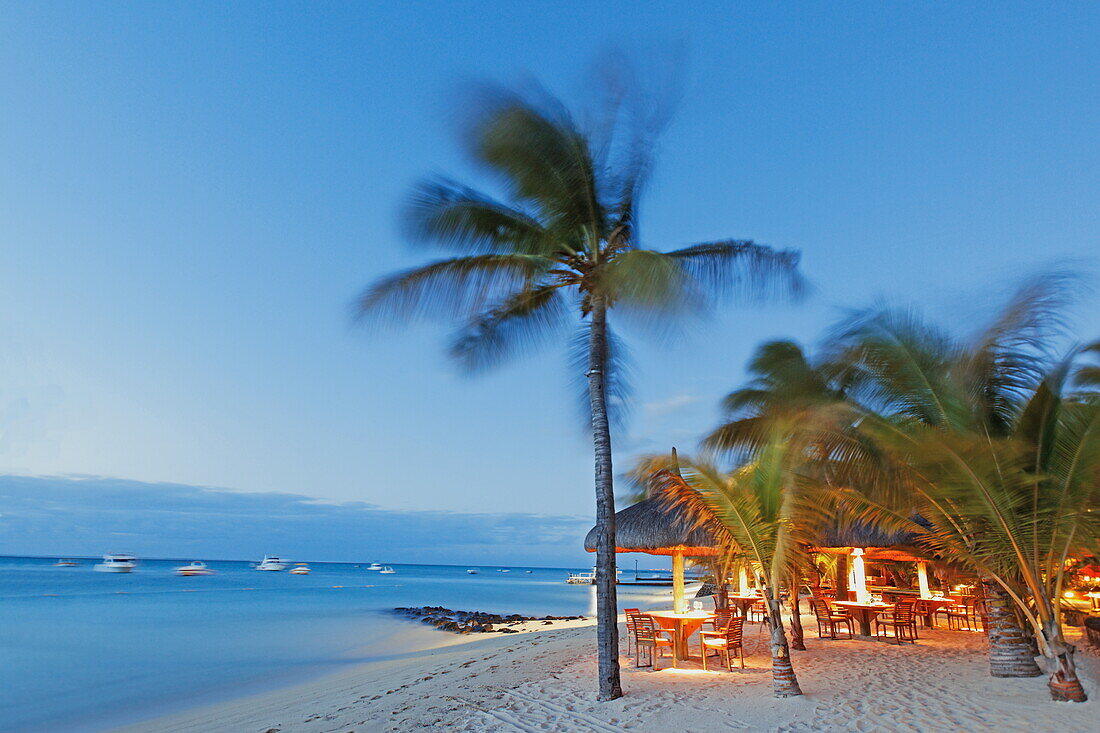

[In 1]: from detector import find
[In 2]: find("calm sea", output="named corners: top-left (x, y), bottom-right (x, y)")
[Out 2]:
top-left (0, 556), bottom-right (673, 732)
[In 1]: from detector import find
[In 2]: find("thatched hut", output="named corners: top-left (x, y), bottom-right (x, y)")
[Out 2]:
top-left (584, 497), bottom-right (719, 612)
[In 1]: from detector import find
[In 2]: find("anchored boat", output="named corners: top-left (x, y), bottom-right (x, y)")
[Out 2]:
top-left (254, 555), bottom-right (288, 571)
top-left (94, 554), bottom-right (137, 573)
top-left (175, 561), bottom-right (215, 576)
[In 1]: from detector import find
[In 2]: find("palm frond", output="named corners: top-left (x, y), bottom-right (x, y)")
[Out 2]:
top-left (449, 284), bottom-right (573, 372)
top-left (467, 89), bottom-right (604, 244)
top-left (603, 249), bottom-right (693, 311)
top-left (665, 240), bottom-right (806, 305)
top-left (355, 254), bottom-right (553, 324)
top-left (404, 179), bottom-right (556, 256)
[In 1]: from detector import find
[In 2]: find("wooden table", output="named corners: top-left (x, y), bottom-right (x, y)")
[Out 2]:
top-left (833, 601), bottom-right (892, 637)
top-left (915, 597), bottom-right (956, 628)
top-left (645, 610), bottom-right (714, 660)
top-left (726, 594), bottom-right (763, 618)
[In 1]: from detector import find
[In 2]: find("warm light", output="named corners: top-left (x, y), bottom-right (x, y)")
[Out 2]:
top-left (1063, 591), bottom-right (1076, 599)
top-left (916, 562), bottom-right (931, 600)
top-left (851, 548), bottom-right (870, 604)
top-left (662, 667), bottom-right (709, 675)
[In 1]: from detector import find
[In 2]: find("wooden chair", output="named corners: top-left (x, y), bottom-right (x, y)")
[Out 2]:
top-left (623, 608), bottom-right (641, 657)
top-left (705, 608), bottom-right (737, 632)
top-left (700, 617), bottom-right (746, 671)
top-left (944, 599), bottom-right (979, 631)
top-left (747, 599), bottom-right (767, 624)
top-left (875, 598), bottom-right (918, 644)
top-left (811, 599), bottom-right (853, 639)
top-left (632, 615), bottom-right (676, 670)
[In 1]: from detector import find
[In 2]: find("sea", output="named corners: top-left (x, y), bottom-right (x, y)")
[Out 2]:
top-left (0, 556), bottom-right (675, 732)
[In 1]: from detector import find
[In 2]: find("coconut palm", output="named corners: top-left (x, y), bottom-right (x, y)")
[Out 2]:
top-left (356, 82), bottom-right (804, 700)
top-left (824, 278), bottom-right (1100, 701)
top-left (706, 303), bottom-right (1053, 682)
top-left (649, 440), bottom-right (816, 697)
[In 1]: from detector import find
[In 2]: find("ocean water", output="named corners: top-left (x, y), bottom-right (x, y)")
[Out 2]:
top-left (0, 556), bottom-right (674, 732)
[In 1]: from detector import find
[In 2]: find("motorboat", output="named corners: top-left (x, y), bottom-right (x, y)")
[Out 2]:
top-left (54, 559), bottom-right (80, 567)
top-left (254, 555), bottom-right (288, 571)
top-left (379, 566), bottom-right (396, 574)
top-left (466, 568), bottom-right (479, 574)
top-left (289, 563), bottom-right (311, 575)
top-left (175, 561), bottom-right (215, 576)
top-left (497, 569), bottom-right (510, 573)
top-left (94, 554), bottom-right (137, 573)
top-left (367, 562), bottom-right (383, 571)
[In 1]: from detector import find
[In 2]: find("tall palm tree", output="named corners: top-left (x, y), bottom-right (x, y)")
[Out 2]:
top-left (649, 441), bottom-right (815, 697)
top-left (357, 82), bottom-right (804, 700)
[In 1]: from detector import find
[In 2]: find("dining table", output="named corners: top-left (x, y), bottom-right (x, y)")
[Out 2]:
top-left (645, 610), bottom-right (715, 660)
top-left (914, 597), bottom-right (956, 628)
top-left (726, 594), bottom-right (764, 618)
top-left (832, 601), bottom-right (892, 637)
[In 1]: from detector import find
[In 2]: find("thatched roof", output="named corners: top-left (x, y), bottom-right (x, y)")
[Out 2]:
top-left (817, 520), bottom-right (916, 549)
top-left (584, 498), bottom-right (719, 556)
top-left (813, 519), bottom-right (929, 561)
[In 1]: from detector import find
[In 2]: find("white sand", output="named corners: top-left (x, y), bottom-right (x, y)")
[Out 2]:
top-left (117, 615), bottom-right (1098, 733)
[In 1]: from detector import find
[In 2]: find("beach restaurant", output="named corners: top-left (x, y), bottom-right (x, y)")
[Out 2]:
top-left (584, 501), bottom-right (995, 670)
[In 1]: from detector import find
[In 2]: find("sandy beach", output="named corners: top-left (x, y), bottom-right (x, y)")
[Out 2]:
top-left (117, 614), bottom-right (1098, 733)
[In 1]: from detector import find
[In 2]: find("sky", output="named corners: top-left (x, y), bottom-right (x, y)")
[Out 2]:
top-left (0, 3), bottom-right (1098, 566)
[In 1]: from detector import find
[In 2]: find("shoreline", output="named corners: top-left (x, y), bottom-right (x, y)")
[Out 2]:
top-left (115, 613), bottom-right (1099, 733)
top-left (112, 616), bottom-right (596, 733)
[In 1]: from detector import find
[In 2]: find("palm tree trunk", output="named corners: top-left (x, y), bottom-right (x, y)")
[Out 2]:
top-left (788, 573), bottom-right (806, 651)
top-left (587, 298), bottom-right (622, 702)
top-left (981, 578), bottom-right (1041, 678)
top-left (835, 554), bottom-right (848, 600)
top-left (1040, 619), bottom-right (1087, 702)
top-left (763, 586), bottom-right (802, 697)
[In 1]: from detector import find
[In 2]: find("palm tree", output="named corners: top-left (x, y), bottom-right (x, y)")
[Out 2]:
top-left (649, 443), bottom-right (813, 697)
top-left (707, 315), bottom-right (1047, 682)
top-left (356, 81), bottom-right (805, 700)
top-left (825, 278), bottom-right (1100, 701)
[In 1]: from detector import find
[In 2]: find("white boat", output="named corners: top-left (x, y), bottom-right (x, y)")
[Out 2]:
top-left (289, 563), bottom-right (310, 575)
top-left (566, 568), bottom-right (623, 585)
top-left (379, 566), bottom-right (396, 574)
top-left (54, 559), bottom-right (80, 567)
top-left (367, 562), bottom-right (383, 571)
top-left (466, 568), bottom-right (479, 574)
top-left (498, 569), bottom-right (510, 573)
top-left (255, 555), bottom-right (288, 571)
top-left (94, 554), bottom-right (137, 573)
top-left (175, 561), bottom-right (215, 576)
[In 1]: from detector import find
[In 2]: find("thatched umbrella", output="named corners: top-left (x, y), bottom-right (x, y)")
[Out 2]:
top-left (812, 520), bottom-right (931, 602)
top-left (584, 497), bottom-right (719, 613)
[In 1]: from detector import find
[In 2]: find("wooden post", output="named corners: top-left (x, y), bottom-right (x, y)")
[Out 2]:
top-left (673, 550), bottom-right (685, 613)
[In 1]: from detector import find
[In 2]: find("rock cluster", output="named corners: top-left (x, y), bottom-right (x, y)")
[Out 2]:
top-left (393, 606), bottom-right (584, 635)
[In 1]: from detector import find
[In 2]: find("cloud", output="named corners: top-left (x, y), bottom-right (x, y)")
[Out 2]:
top-left (642, 393), bottom-right (701, 418)
top-left (0, 475), bottom-right (594, 567)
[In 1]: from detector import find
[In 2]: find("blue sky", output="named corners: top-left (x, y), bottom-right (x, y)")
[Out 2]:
top-left (0, 3), bottom-right (1098, 565)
